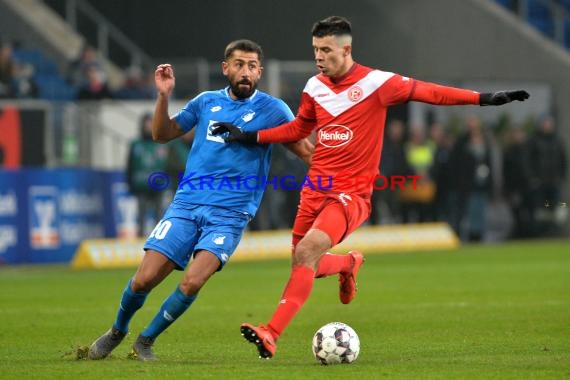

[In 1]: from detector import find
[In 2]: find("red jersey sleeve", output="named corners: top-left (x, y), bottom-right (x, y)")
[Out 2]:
top-left (258, 92), bottom-right (316, 143)
top-left (296, 91), bottom-right (317, 121)
top-left (257, 117), bottom-right (315, 143)
top-left (410, 80), bottom-right (480, 105)
top-left (377, 74), bottom-right (416, 106)
top-left (377, 75), bottom-right (480, 106)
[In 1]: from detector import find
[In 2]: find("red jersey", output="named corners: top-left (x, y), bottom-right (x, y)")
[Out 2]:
top-left (258, 63), bottom-right (480, 197)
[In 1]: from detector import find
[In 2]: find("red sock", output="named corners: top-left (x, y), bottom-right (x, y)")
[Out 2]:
top-left (314, 253), bottom-right (351, 278)
top-left (267, 265), bottom-right (315, 339)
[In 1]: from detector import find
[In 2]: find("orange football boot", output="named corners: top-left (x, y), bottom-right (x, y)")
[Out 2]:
top-left (240, 323), bottom-right (277, 359)
top-left (339, 251), bottom-right (364, 304)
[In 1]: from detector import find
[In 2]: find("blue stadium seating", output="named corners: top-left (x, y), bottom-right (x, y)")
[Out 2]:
top-left (566, 19), bottom-right (570, 47)
top-left (527, 0), bottom-right (555, 38)
top-left (495, 0), bottom-right (516, 11)
top-left (495, 0), bottom-right (570, 49)
top-left (33, 74), bottom-right (77, 101)
top-left (12, 48), bottom-right (59, 76)
top-left (12, 48), bottom-right (76, 101)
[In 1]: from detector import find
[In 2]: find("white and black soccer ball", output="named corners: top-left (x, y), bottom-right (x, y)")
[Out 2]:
top-left (312, 322), bottom-right (360, 365)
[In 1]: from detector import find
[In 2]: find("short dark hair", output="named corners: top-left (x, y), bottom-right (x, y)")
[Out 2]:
top-left (224, 39), bottom-right (264, 62)
top-left (311, 16), bottom-right (352, 38)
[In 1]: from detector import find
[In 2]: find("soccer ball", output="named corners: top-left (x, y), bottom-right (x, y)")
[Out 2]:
top-left (312, 322), bottom-right (360, 365)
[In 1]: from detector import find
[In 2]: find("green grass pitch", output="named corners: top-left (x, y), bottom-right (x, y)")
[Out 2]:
top-left (0, 240), bottom-right (569, 379)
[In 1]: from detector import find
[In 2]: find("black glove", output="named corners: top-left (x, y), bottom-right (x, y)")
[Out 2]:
top-left (479, 90), bottom-right (530, 106)
top-left (211, 122), bottom-right (258, 144)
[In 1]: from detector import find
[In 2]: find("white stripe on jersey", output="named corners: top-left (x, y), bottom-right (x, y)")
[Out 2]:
top-left (303, 70), bottom-right (395, 117)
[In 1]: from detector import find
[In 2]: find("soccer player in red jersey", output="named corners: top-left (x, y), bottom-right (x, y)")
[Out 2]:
top-left (212, 16), bottom-right (529, 359)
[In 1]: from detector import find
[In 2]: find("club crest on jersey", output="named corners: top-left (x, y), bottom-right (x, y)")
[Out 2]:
top-left (241, 110), bottom-right (255, 122)
top-left (347, 85), bottom-right (363, 102)
top-left (318, 124), bottom-right (353, 148)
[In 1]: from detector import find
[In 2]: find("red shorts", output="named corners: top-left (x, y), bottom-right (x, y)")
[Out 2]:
top-left (291, 190), bottom-right (371, 247)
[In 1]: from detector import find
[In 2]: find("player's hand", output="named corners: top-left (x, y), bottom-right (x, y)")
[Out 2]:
top-left (211, 122), bottom-right (258, 144)
top-left (479, 90), bottom-right (530, 106)
top-left (155, 64), bottom-right (175, 97)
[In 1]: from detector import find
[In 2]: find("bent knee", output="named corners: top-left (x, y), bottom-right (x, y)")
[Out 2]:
top-left (179, 277), bottom-right (207, 296)
top-left (293, 244), bottom-right (321, 267)
top-left (130, 276), bottom-right (154, 293)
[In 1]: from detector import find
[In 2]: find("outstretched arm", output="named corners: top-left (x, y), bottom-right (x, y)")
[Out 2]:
top-left (258, 117), bottom-right (315, 144)
top-left (409, 80), bottom-right (529, 106)
top-left (211, 117), bottom-right (315, 144)
top-left (152, 64), bottom-right (185, 143)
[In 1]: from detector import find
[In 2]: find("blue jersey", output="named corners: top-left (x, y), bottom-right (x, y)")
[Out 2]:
top-left (172, 87), bottom-right (294, 216)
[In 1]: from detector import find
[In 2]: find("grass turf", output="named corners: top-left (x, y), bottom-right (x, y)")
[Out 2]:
top-left (0, 240), bottom-right (568, 379)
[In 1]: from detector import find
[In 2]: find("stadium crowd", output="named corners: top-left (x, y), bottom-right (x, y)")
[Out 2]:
top-left (0, 38), bottom-right (154, 101)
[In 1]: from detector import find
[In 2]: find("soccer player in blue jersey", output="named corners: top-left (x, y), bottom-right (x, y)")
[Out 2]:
top-left (88, 39), bottom-right (313, 361)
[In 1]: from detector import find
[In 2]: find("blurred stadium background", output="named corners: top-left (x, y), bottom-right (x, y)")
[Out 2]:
top-left (0, 0), bottom-right (569, 266)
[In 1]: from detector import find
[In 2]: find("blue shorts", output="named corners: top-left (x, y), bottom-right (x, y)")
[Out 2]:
top-left (144, 202), bottom-right (250, 271)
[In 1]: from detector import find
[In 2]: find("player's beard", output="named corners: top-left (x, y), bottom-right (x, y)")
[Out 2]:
top-left (230, 79), bottom-right (257, 99)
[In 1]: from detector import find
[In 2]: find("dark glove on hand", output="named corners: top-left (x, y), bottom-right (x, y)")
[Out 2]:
top-left (479, 90), bottom-right (530, 106)
top-left (210, 122), bottom-right (258, 144)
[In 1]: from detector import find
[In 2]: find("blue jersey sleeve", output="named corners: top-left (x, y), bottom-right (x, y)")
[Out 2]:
top-left (173, 93), bottom-right (206, 132)
top-left (275, 98), bottom-right (295, 124)
top-left (255, 98), bottom-right (294, 132)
